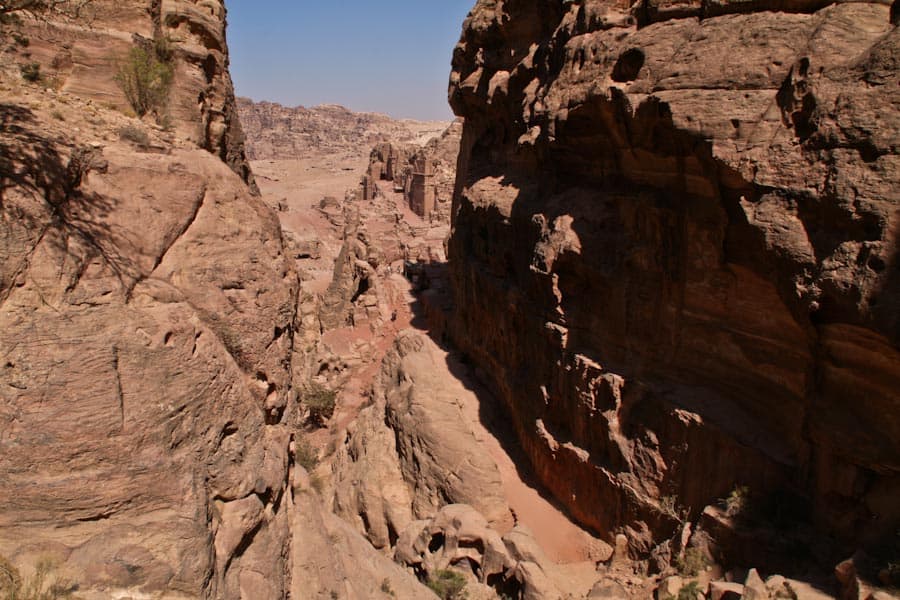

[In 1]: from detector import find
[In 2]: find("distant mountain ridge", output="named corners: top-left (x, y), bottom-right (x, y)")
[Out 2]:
top-left (236, 97), bottom-right (450, 161)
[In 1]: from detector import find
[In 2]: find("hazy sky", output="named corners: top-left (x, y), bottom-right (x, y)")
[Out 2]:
top-left (224, 1), bottom-right (475, 121)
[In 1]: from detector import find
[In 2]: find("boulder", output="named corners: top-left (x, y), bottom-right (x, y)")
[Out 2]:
top-left (590, 577), bottom-right (629, 598)
top-left (710, 581), bottom-right (745, 600)
top-left (743, 569), bottom-right (768, 600)
top-left (394, 504), bottom-right (561, 600)
top-left (656, 576), bottom-right (684, 600)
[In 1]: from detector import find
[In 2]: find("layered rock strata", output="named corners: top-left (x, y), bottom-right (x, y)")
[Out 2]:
top-left (2, 3), bottom-right (463, 599)
top-left (446, 0), bottom-right (900, 561)
top-left (6, 0), bottom-right (257, 189)
top-left (0, 2), bottom-right (288, 597)
top-left (0, 104), bottom-right (294, 600)
top-left (236, 98), bottom-right (448, 162)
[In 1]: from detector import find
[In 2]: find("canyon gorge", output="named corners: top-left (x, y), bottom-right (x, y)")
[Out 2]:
top-left (0, 0), bottom-right (897, 599)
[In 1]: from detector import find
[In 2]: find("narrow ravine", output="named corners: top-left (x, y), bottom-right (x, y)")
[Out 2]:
top-left (250, 134), bottom-right (613, 598)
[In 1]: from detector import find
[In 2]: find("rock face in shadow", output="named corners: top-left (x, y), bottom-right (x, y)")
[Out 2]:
top-left (446, 0), bottom-right (899, 559)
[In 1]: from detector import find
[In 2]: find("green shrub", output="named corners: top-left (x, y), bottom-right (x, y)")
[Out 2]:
top-left (114, 43), bottom-right (173, 118)
top-left (0, 12), bottom-right (22, 25)
top-left (723, 485), bottom-right (750, 517)
top-left (675, 548), bottom-right (710, 577)
top-left (426, 570), bottom-right (467, 600)
top-left (380, 578), bottom-right (394, 596)
top-left (660, 494), bottom-right (688, 521)
top-left (302, 382), bottom-right (336, 427)
top-left (677, 581), bottom-right (702, 600)
top-left (294, 437), bottom-right (319, 472)
top-left (118, 124), bottom-right (149, 147)
top-left (20, 62), bottom-right (40, 82)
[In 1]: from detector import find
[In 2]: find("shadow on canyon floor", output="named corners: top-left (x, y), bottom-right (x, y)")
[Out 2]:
top-left (403, 262), bottom-right (851, 595)
top-left (405, 261), bottom-right (606, 542)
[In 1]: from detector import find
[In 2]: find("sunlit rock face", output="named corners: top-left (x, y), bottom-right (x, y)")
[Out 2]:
top-left (0, 2), bottom-right (295, 597)
top-left (446, 0), bottom-right (899, 559)
top-left (8, 0), bottom-right (256, 189)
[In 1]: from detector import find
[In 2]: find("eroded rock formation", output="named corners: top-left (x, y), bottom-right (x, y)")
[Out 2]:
top-left (332, 331), bottom-right (513, 547)
top-left (7, 0), bottom-right (257, 190)
top-left (236, 98), bottom-right (449, 162)
top-left (446, 0), bottom-right (899, 566)
top-left (0, 2), bottom-right (282, 597)
top-left (362, 120), bottom-right (463, 222)
top-left (395, 504), bottom-right (561, 600)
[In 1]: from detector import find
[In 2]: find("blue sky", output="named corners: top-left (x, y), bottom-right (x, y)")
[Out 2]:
top-left (224, 1), bottom-right (475, 120)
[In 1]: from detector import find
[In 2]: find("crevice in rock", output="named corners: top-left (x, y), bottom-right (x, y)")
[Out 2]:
top-left (75, 509), bottom-right (115, 523)
top-left (112, 345), bottom-right (124, 433)
top-left (128, 184), bottom-right (207, 301)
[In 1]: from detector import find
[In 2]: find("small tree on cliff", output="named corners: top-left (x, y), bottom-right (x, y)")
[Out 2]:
top-left (115, 42), bottom-right (174, 119)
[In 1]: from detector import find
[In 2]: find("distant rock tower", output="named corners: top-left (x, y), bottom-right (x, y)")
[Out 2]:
top-left (407, 153), bottom-right (437, 219)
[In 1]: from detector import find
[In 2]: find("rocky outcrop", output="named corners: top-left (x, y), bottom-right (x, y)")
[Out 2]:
top-left (290, 487), bottom-right (438, 600)
top-left (363, 142), bottom-right (415, 200)
top-left (395, 504), bottom-right (562, 600)
top-left (362, 121), bottom-right (463, 222)
top-left (159, 1), bottom-right (259, 192)
top-left (447, 0), bottom-right (899, 563)
top-left (318, 213), bottom-right (379, 331)
top-left (332, 331), bottom-right (512, 548)
top-left (0, 3), bottom-right (291, 597)
top-left (3, 0), bottom-right (257, 190)
top-left (0, 105), bottom-right (295, 600)
top-left (236, 98), bottom-right (449, 161)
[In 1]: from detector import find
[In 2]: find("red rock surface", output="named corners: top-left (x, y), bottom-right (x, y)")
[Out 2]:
top-left (446, 0), bottom-right (899, 560)
top-left (0, 3), bottom-right (292, 597)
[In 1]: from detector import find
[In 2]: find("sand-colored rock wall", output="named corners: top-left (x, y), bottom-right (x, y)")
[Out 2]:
top-left (0, 2), bottom-right (294, 597)
top-left (4, 0), bottom-right (256, 189)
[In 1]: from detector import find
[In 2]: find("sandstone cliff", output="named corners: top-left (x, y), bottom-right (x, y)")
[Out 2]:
top-left (0, 3), bottom-right (287, 597)
top-left (0, 5), bottom-right (452, 597)
top-left (6, 0), bottom-right (257, 190)
top-left (236, 98), bottom-right (448, 162)
top-left (446, 0), bottom-right (899, 567)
